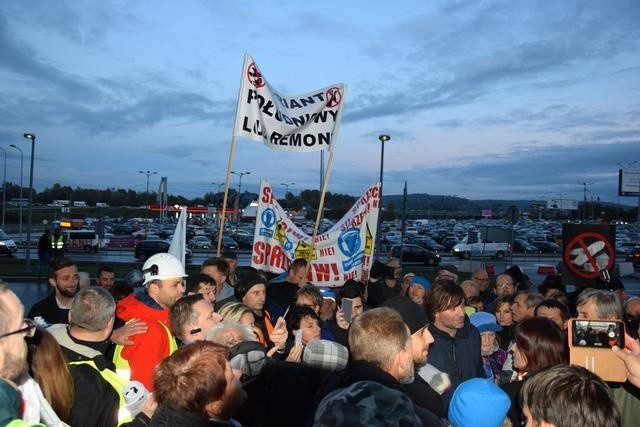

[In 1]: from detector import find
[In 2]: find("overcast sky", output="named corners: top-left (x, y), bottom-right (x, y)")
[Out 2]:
top-left (0, 0), bottom-right (638, 205)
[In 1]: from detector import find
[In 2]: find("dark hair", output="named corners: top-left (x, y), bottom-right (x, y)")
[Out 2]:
top-left (521, 364), bottom-right (620, 427)
top-left (535, 299), bottom-right (571, 322)
top-left (201, 257), bottom-right (230, 276)
top-left (425, 281), bottom-right (465, 323)
top-left (186, 273), bottom-right (216, 294)
top-left (96, 265), bottom-right (114, 277)
top-left (514, 317), bottom-right (566, 372)
top-left (336, 281), bottom-right (363, 306)
top-left (296, 284), bottom-right (323, 307)
top-left (49, 256), bottom-right (75, 279)
top-left (285, 305), bottom-right (320, 333)
top-left (109, 282), bottom-right (133, 302)
top-left (170, 294), bottom-right (205, 341)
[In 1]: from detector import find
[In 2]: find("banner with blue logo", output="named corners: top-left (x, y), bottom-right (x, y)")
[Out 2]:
top-left (251, 180), bottom-right (380, 287)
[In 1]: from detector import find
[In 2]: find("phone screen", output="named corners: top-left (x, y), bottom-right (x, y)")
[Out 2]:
top-left (571, 320), bottom-right (624, 349)
top-left (294, 329), bottom-right (303, 345)
top-left (342, 298), bottom-right (354, 323)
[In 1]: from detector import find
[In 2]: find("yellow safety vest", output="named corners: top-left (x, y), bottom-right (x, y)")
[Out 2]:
top-left (113, 320), bottom-right (178, 382)
top-left (51, 235), bottom-right (64, 250)
top-left (68, 359), bottom-right (133, 426)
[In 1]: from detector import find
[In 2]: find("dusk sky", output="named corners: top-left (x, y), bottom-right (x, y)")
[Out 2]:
top-left (0, 0), bottom-right (638, 205)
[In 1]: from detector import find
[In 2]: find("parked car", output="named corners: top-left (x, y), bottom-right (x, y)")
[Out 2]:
top-left (626, 248), bottom-right (640, 267)
top-left (411, 236), bottom-right (446, 252)
top-left (513, 238), bottom-right (540, 254)
top-left (189, 236), bottom-right (212, 249)
top-left (221, 236), bottom-right (239, 250)
top-left (530, 241), bottom-right (562, 254)
top-left (389, 244), bottom-right (441, 266)
top-left (134, 239), bottom-right (192, 261)
top-left (384, 231), bottom-right (402, 245)
top-left (0, 228), bottom-right (17, 256)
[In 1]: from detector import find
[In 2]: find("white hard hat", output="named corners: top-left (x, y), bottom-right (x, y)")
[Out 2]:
top-left (142, 253), bottom-right (187, 285)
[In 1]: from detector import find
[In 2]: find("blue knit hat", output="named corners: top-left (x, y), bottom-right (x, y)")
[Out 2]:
top-left (411, 275), bottom-right (430, 290)
top-left (469, 311), bottom-right (502, 333)
top-left (448, 378), bottom-right (510, 427)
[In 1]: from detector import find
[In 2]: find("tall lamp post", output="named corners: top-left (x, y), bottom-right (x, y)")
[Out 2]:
top-left (23, 133), bottom-right (35, 272)
top-left (9, 144), bottom-right (23, 242)
top-left (281, 182), bottom-right (294, 211)
top-left (138, 170), bottom-right (158, 203)
top-left (0, 147), bottom-right (5, 229)
top-left (376, 134), bottom-right (391, 259)
top-left (231, 171), bottom-right (250, 222)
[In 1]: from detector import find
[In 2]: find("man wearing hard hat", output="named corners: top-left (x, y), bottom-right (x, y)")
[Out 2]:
top-left (114, 253), bottom-right (187, 390)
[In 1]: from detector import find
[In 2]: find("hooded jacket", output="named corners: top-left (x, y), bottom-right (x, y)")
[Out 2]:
top-left (427, 316), bottom-right (484, 409)
top-left (115, 292), bottom-right (177, 391)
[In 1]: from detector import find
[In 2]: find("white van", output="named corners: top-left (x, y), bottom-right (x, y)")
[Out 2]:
top-left (64, 229), bottom-right (108, 252)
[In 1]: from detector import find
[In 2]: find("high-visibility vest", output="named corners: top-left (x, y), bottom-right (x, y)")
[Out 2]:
top-left (6, 421), bottom-right (45, 427)
top-left (51, 234), bottom-right (64, 250)
top-left (68, 359), bottom-right (133, 426)
top-left (112, 320), bottom-right (177, 381)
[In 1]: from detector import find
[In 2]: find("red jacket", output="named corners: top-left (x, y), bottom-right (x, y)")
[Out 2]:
top-left (115, 292), bottom-right (176, 391)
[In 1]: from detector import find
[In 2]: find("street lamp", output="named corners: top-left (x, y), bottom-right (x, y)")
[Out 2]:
top-left (281, 182), bottom-right (294, 211)
top-left (231, 171), bottom-right (250, 221)
top-left (0, 147), bottom-right (5, 229)
top-left (9, 144), bottom-right (23, 243)
top-left (376, 134), bottom-right (391, 259)
top-left (138, 170), bottom-right (158, 204)
top-left (23, 132), bottom-right (35, 272)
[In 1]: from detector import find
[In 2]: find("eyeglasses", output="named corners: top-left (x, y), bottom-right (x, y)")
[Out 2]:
top-left (0, 318), bottom-right (36, 340)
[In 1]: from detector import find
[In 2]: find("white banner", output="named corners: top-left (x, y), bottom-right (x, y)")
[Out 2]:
top-left (233, 54), bottom-right (346, 152)
top-left (251, 181), bottom-right (380, 287)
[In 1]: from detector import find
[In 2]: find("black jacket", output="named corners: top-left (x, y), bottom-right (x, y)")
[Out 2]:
top-left (28, 292), bottom-right (69, 325)
top-left (427, 316), bottom-right (483, 409)
top-left (150, 405), bottom-right (232, 427)
top-left (399, 372), bottom-right (446, 418)
top-left (314, 360), bottom-right (445, 427)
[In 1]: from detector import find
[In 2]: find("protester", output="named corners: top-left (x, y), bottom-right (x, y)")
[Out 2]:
top-left (29, 256), bottom-right (79, 325)
top-left (218, 301), bottom-right (256, 325)
top-left (501, 317), bottom-right (566, 426)
top-left (235, 272), bottom-right (274, 346)
top-left (329, 281), bottom-right (365, 347)
top-left (220, 250), bottom-right (240, 287)
top-left (37, 228), bottom-right (52, 283)
top-left (472, 268), bottom-right (494, 306)
top-left (382, 295), bottom-right (444, 418)
top-left (469, 312), bottom-right (507, 383)
top-left (534, 299), bottom-right (570, 331)
top-left (521, 364), bottom-right (620, 427)
top-left (268, 258), bottom-right (309, 317)
top-left (49, 286), bottom-right (155, 426)
top-left (185, 273), bottom-right (217, 306)
top-left (448, 378), bottom-right (511, 427)
top-left (201, 257), bottom-right (234, 310)
top-left (151, 341), bottom-right (246, 426)
top-left (169, 294), bottom-right (222, 345)
top-left (25, 326), bottom-right (74, 424)
top-left (405, 275), bottom-right (429, 307)
top-left (279, 305), bottom-right (322, 362)
top-left (426, 281), bottom-right (483, 409)
top-left (295, 283), bottom-right (323, 314)
top-left (114, 253), bottom-right (186, 390)
top-left (315, 307), bottom-right (442, 425)
top-left (96, 265), bottom-right (116, 289)
top-left (510, 291), bottom-right (544, 324)
top-left (493, 295), bottom-right (515, 350)
top-left (0, 281), bottom-right (40, 426)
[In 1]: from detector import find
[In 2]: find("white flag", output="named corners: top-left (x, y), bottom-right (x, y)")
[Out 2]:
top-left (233, 54), bottom-right (346, 152)
top-left (168, 207), bottom-right (187, 267)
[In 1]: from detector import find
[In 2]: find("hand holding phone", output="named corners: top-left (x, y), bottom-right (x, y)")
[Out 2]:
top-left (294, 329), bottom-right (303, 345)
top-left (342, 298), bottom-right (354, 324)
top-left (569, 318), bottom-right (626, 382)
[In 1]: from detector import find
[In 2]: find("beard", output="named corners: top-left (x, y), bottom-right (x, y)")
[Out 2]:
top-left (56, 283), bottom-right (78, 298)
top-left (1, 351), bottom-right (28, 383)
top-left (398, 359), bottom-right (415, 384)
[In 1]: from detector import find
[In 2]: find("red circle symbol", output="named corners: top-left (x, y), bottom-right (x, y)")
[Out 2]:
top-left (563, 232), bottom-right (614, 279)
top-left (325, 87), bottom-right (342, 108)
top-left (247, 63), bottom-right (265, 88)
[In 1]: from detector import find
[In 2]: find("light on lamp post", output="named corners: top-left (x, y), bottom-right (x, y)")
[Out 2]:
top-left (23, 132), bottom-right (35, 272)
top-left (376, 134), bottom-right (391, 259)
top-left (138, 170), bottom-right (158, 203)
top-left (9, 144), bottom-right (23, 243)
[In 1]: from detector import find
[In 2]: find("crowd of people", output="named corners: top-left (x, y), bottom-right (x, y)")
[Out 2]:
top-left (2, 252), bottom-right (640, 426)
